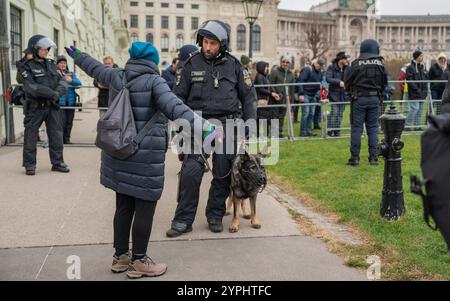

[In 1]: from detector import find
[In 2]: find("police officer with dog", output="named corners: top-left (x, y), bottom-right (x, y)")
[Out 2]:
top-left (345, 39), bottom-right (388, 166)
top-left (21, 35), bottom-right (69, 176)
top-left (166, 20), bottom-right (257, 237)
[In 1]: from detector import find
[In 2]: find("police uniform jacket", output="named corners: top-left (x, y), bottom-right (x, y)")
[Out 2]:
top-left (344, 56), bottom-right (388, 99)
top-left (174, 51), bottom-right (257, 121)
top-left (21, 58), bottom-right (67, 105)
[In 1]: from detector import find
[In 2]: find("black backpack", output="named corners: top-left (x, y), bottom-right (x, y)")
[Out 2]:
top-left (411, 113), bottom-right (450, 252)
top-left (95, 72), bottom-right (161, 160)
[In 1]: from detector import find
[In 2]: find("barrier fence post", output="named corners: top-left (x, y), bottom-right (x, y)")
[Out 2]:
top-left (0, 0), bottom-right (15, 144)
top-left (324, 101), bottom-right (329, 140)
top-left (285, 85), bottom-right (295, 141)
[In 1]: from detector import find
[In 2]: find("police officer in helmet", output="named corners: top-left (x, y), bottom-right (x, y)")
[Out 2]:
top-left (21, 35), bottom-right (70, 176)
top-left (167, 20), bottom-right (257, 237)
top-left (345, 39), bottom-right (388, 166)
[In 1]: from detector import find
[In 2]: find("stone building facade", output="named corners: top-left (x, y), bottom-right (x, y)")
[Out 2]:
top-left (124, 0), bottom-right (450, 68)
top-left (1, 0), bottom-right (130, 144)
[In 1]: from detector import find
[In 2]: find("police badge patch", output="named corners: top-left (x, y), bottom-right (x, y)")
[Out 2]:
top-left (243, 69), bottom-right (252, 87)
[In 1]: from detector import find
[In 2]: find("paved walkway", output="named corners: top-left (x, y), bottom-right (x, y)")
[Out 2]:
top-left (0, 102), bottom-right (365, 281)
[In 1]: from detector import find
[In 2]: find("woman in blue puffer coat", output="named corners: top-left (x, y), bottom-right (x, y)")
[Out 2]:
top-left (65, 42), bottom-right (218, 279)
top-left (57, 55), bottom-right (82, 144)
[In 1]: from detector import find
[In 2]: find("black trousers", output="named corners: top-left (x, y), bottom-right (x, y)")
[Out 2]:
top-left (173, 123), bottom-right (237, 226)
top-left (23, 102), bottom-right (64, 168)
top-left (114, 193), bottom-right (158, 256)
top-left (62, 109), bottom-right (75, 142)
top-left (272, 107), bottom-right (286, 137)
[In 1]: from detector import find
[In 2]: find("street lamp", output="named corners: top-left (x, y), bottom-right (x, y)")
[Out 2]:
top-left (242, 0), bottom-right (263, 60)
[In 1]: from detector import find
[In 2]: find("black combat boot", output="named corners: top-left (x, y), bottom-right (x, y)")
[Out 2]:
top-left (208, 219), bottom-right (224, 233)
top-left (166, 222), bottom-right (193, 238)
top-left (51, 163), bottom-right (70, 173)
top-left (347, 156), bottom-right (360, 166)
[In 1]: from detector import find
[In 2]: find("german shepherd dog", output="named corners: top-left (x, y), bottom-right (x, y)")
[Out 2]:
top-left (226, 151), bottom-right (267, 233)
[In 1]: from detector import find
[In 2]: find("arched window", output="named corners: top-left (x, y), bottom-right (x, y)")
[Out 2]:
top-left (237, 24), bottom-right (246, 51)
top-left (146, 33), bottom-right (153, 44)
top-left (161, 34), bottom-right (169, 52)
top-left (176, 34), bottom-right (184, 50)
top-left (131, 33), bottom-right (138, 43)
top-left (350, 19), bottom-right (362, 27)
top-left (252, 24), bottom-right (261, 52)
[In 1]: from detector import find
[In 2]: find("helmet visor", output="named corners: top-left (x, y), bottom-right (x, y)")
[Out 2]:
top-left (35, 37), bottom-right (57, 50)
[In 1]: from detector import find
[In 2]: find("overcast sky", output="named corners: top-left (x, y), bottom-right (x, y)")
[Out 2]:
top-left (278, 0), bottom-right (450, 15)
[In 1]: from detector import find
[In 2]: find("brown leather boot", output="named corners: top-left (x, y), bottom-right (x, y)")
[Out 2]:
top-left (127, 256), bottom-right (167, 279)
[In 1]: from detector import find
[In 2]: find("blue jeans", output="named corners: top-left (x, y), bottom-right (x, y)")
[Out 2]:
top-left (406, 100), bottom-right (424, 127)
top-left (301, 93), bottom-right (318, 135)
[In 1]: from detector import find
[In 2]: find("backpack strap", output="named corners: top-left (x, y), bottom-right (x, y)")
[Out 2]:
top-left (121, 72), bottom-right (162, 146)
top-left (132, 112), bottom-right (163, 146)
top-left (410, 175), bottom-right (438, 231)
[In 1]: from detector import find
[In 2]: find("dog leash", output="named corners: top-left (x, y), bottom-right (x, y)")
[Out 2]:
top-left (198, 139), bottom-right (247, 180)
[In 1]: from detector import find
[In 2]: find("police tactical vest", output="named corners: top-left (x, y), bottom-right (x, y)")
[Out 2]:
top-left (183, 53), bottom-right (241, 117)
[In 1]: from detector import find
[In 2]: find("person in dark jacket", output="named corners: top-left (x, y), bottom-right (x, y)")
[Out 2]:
top-left (326, 52), bottom-right (349, 137)
top-left (178, 45), bottom-right (198, 63)
top-left (166, 20), bottom-right (257, 237)
top-left (298, 60), bottom-right (323, 137)
top-left (65, 41), bottom-right (219, 279)
top-left (56, 55), bottom-right (82, 144)
top-left (21, 35), bottom-right (69, 176)
top-left (429, 52), bottom-right (449, 115)
top-left (94, 56), bottom-right (116, 118)
top-left (269, 57), bottom-right (296, 138)
top-left (345, 39), bottom-right (388, 166)
top-left (406, 49), bottom-right (429, 130)
top-left (162, 57), bottom-right (179, 90)
top-left (255, 61), bottom-right (279, 138)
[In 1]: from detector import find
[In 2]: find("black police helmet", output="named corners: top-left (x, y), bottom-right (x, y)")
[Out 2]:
top-left (196, 20), bottom-right (231, 53)
top-left (359, 39), bottom-right (381, 60)
top-left (26, 35), bottom-right (56, 57)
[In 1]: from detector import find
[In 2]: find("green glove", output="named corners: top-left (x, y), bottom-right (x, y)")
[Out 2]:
top-left (203, 123), bottom-right (220, 146)
top-left (65, 46), bottom-right (81, 61)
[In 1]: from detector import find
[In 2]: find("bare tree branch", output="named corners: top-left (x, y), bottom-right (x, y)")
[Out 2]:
top-left (304, 18), bottom-right (330, 62)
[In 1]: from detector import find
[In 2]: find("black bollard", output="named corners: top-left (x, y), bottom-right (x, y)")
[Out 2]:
top-left (378, 105), bottom-right (406, 221)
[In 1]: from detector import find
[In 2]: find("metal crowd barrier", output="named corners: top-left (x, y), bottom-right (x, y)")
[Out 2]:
top-left (3, 80), bottom-right (448, 147)
top-left (254, 80), bottom-right (447, 141)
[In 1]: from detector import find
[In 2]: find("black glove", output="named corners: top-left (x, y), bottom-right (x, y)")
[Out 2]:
top-left (51, 92), bottom-right (61, 110)
top-left (178, 153), bottom-right (185, 162)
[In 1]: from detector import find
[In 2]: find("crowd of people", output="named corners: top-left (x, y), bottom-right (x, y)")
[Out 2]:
top-left (247, 48), bottom-right (449, 137)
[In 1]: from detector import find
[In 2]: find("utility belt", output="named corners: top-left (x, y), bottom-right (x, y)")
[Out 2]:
top-left (352, 90), bottom-right (379, 100)
top-left (204, 112), bottom-right (243, 123)
top-left (32, 98), bottom-right (59, 109)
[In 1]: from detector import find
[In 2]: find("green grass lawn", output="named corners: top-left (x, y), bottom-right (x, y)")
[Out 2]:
top-left (267, 135), bottom-right (450, 280)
